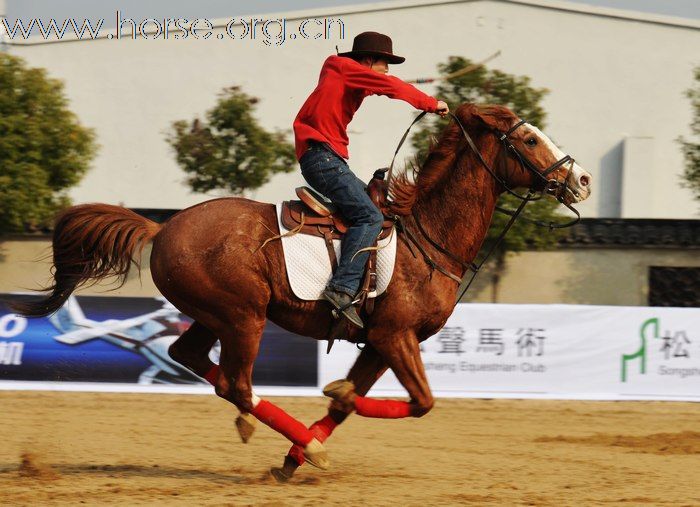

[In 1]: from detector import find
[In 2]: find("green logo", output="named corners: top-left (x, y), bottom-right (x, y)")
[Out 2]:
top-left (620, 318), bottom-right (658, 383)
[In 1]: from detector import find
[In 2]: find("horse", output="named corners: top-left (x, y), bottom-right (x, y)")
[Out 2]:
top-left (10, 103), bottom-right (592, 480)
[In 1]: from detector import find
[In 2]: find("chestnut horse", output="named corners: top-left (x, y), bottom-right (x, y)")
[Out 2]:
top-left (11, 103), bottom-right (591, 479)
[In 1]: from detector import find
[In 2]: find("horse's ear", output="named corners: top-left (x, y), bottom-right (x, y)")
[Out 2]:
top-left (456, 103), bottom-right (514, 133)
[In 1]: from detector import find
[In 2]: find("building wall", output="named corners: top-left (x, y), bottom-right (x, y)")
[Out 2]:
top-left (0, 238), bottom-right (159, 297)
top-left (2, 237), bottom-right (698, 306)
top-left (4, 0), bottom-right (700, 218)
top-left (465, 248), bottom-right (700, 305)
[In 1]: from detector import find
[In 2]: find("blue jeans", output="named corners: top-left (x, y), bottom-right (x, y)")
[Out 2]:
top-left (299, 141), bottom-right (384, 297)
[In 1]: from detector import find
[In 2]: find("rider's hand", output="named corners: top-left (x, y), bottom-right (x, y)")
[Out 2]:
top-left (436, 100), bottom-right (449, 117)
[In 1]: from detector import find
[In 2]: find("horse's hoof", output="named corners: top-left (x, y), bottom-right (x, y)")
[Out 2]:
top-left (303, 438), bottom-right (330, 470)
top-left (270, 467), bottom-right (292, 483)
top-left (235, 412), bottom-right (257, 443)
top-left (322, 379), bottom-right (355, 404)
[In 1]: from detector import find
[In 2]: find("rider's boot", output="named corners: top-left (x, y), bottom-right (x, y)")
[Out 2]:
top-left (322, 288), bottom-right (364, 328)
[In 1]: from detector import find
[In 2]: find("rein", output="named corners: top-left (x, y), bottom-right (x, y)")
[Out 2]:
top-left (386, 110), bottom-right (581, 306)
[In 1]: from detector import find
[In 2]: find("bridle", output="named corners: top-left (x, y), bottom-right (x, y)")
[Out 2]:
top-left (498, 120), bottom-right (575, 194)
top-left (386, 110), bottom-right (583, 306)
top-left (445, 114), bottom-right (581, 221)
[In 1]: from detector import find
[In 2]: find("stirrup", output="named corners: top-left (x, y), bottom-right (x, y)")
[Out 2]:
top-left (330, 297), bottom-right (361, 320)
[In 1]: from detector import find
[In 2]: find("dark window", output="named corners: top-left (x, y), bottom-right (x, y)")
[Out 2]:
top-left (648, 267), bottom-right (700, 307)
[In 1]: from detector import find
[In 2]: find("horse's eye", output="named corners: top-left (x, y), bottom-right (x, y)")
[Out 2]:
top-left (525, 137), bottom-right (537, 147)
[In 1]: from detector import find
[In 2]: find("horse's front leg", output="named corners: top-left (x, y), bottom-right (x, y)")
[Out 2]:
top-left (270, 343), bottom-right (387, 482)
top-left (326, 328), bottom-right (434, 418)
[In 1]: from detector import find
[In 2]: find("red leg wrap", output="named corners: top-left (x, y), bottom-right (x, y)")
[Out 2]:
top-left (203, 365), bottom-right (219, 386)
top-left (250, 400), bottom-right (314, 447)
top-left (354, 396), bottom-right (412, 418)
top-left (288, 415), bottom-right (339, 465)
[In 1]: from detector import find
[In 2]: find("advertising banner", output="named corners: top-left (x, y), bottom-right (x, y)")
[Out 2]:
top-left (2, 298), bottom-right (697, 401)
top-left (319, 304), bottom-right (700, 401)
top-left (0, 295), bottom-right (317, 391)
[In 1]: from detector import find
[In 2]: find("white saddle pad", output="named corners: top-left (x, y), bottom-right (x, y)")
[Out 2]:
top-left (275, 203), bottom-right (397, 301)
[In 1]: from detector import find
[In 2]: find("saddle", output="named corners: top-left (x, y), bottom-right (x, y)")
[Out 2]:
top-left (281, 168), bottom-right (393, 257)
top-left (281, 172), bottom-right (393, 239)
top-left (280, 169), bottom-right (394, 338)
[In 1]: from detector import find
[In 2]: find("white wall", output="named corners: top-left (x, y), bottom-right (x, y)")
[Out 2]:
top-left (7, 0), bottom-right (700, 217)
top-left (622, 136), bottom-right (655, 218)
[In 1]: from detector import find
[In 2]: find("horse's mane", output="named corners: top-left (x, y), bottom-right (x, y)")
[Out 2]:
top-left (388, 103), bottom-right (516, 216)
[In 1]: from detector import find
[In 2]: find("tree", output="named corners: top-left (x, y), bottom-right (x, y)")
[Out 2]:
top-left (0, 53), bottom-right (96, 234)
top-left (167, 86), bottom-right (296, 196)
top-left (679, 66), bottom-right (700, 204)
top-left (409, 56), bottom-right (565, 301)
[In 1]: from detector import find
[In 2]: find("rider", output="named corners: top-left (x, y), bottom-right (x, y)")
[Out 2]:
top-left (293, 31), bottom-right (449, 328)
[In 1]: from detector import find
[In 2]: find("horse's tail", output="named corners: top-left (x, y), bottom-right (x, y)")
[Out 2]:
top-left (10, 204), bottom-right (162, 318)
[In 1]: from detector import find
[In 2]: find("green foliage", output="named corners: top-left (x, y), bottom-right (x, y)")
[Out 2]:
top-left (0, 53), bottom-right (96, 234)
top-left (409, 56), bottom-right (566, 256)
top-left (167, 86), bottom-right (296, 196)
top-left (679, 66), bottom-right (700, 203)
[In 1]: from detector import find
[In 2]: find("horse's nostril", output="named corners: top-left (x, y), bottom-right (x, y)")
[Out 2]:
top-left (579, 174), bottom-right (591, 187)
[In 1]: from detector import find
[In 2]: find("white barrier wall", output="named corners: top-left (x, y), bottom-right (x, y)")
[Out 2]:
top-left (320, 304), bottom-right (700, 402)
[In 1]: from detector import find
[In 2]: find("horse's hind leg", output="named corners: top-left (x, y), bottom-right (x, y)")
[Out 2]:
top-left (271, 344), bottom-right (388, 482)
top-left (213, 312), bottom-right (331, 470)
top-left (167, 321), bottom-right (257, 442)
top-left (168, 321), bottom-right (218, 381)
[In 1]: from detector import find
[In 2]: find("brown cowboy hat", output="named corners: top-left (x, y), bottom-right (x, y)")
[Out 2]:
top-left (338, 31), bottom-right (405, 64)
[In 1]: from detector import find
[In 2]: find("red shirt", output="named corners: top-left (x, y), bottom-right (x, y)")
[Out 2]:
top-left (293, 55), bottom-right (439, 161)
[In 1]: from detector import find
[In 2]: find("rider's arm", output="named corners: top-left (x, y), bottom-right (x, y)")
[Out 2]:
top-left (341, 59), bottom-right (439, 113)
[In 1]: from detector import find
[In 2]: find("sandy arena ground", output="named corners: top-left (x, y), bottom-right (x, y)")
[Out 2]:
top-left (0, 391), bottom-right (699, 506)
